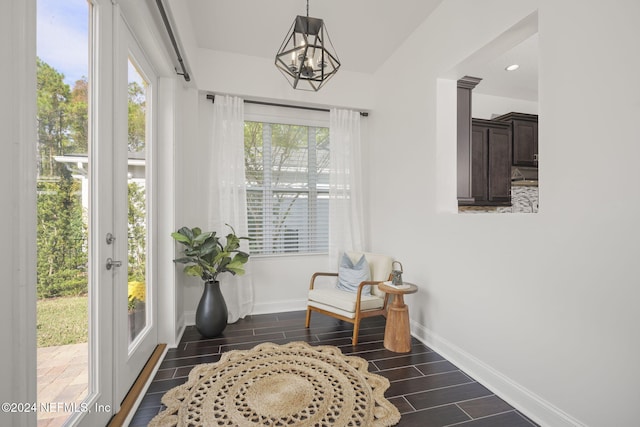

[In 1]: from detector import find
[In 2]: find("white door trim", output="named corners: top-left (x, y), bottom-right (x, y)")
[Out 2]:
top-left (1, 0), bottom-right (38, 426)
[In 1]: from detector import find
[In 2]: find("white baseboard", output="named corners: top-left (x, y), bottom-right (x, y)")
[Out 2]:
top-left (184, 310), bottom-right (195, 326)
top-left (184, 300), bottom-right (307, 327)
top-left (170, 313), bottom-right (185, 348)
top-left (410, 320), bottom-right (585, 427)
top-left (251, 299), bottom-right (307, 315)
top-left (173, 323), bottom-right (186, 349)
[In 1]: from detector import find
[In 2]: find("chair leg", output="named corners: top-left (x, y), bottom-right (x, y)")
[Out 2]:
top-left (352, 318), bottom-right (360, 346)
top-left (305, 308), bottom-right (312, 328)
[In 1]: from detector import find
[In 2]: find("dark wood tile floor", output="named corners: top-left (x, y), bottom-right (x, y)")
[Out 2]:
top-left (130, 311), bottom-right (538, 427)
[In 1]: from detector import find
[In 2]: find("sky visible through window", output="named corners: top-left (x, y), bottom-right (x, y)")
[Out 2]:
top-left (38, 0), bottom-right (145, 90)
top-left (37, 0), bottom-right (88, 85)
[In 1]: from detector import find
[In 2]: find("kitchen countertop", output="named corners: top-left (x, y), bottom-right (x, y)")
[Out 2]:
top-left (511, 180), bottom-right (538, 187)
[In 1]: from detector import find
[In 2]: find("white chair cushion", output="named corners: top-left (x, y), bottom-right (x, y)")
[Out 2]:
top-left (308, 300), bottom-right (359, 319)
top-left (308, 288), bottom-right (384, 314)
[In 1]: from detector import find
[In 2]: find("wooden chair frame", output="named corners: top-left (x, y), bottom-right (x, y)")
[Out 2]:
top-left (305, 272), bottom-right (392, 345)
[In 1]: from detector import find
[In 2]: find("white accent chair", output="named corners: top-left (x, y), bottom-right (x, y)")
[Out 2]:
top-left (305, 252), bottom-right (393, 345)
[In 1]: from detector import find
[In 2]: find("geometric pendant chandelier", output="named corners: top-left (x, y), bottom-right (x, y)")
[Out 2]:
top-left (274, 0), bottom-right (341, 91)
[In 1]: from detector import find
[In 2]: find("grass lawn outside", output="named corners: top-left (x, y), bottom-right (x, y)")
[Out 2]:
top-left (37, 296), bottom-right (88, 347)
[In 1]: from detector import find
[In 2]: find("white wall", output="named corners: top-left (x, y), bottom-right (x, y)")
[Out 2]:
top-left (369, 0), bottom-right (640, 426)
top-left (193, 48), bottom-right (375, 111)
top-left (472, 92), bottom-right (538, 119)
top-left (183, 255), bottom-right (331, 323)
top-left (248, 255), bottom-right (331, 315)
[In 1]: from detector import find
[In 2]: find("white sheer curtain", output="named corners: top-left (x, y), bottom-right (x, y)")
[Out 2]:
top-left (207, 95), bottom-right (253, 322)
top-left (329, 108), bottom-right (366, 263)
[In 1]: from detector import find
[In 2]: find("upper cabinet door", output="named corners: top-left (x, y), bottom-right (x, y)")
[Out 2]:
top-left (512, 119), bottom-right (538, 167)
top-left (494, 112), bottom-right (538, 167)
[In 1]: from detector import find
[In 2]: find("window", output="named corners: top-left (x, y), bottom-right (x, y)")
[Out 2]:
top-left (245, 121), bottom-right (329, 255)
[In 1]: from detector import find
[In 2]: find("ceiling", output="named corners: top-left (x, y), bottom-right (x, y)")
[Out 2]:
top-left (174, 0), bottom-right (443, 74)
top-left (170, 0), bottom-right (538, 101)
top-left (464, 33), bottom-right (539, 102)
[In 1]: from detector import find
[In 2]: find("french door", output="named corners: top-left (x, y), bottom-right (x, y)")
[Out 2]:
top-left (82, 2), bottom-right (158, 422)
top-left (49, 0), bottom-right (116, 425)
top-left (113, 9), bottom-right (158, 403)
top-left (35, 1), bottom-right (157, 425)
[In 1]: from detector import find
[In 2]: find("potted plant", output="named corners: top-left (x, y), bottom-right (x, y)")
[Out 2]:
top-left (171, 224), bottom-right (250, 338)
top-left (127, 280), bottom-right (146, 341)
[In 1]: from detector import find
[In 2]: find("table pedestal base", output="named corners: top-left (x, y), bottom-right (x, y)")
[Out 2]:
top-left (383, 296), bottom-right (412, 353)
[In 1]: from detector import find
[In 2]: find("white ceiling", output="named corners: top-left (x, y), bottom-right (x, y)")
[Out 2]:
top-left (464, 33), bottom-right (539, 102)
top-left (170, 0), bottom-right (538, 101)
top-left (176, 0), bottom-right (443, 74)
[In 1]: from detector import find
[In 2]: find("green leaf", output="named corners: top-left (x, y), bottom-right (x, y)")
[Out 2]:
top-left (201, 251), bottom-right (215, 265)
top-left (183, 265), bottom-right (203, 278)
top-left (177, 226), bottom-right (194, 241)
top-left (225, 253), bottom-right (249, 276)
top-left (171, 232), bottom-right (191, 244)
top-left (225, 263), bottom-right (245, 276)
top-left (225, 233), bottom-right (240, 251)
top-left (173, 256), bottom-right (196, 264)
top-left (231, 252), bottom-right (249, 264)
top-left (226, 258), bottom-right (246, 269)
top-left (212, 251), bottom-right (230, 266)
top-left (199, 239), bottom-right (219, 256)
top-left (193, 231), bottom-right (214, 244)
top-left (217, 257), bottom-right (231, 270)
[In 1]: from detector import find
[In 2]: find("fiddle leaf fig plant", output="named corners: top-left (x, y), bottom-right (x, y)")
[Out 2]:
top-left (171, 224), bottom-right (250, 282)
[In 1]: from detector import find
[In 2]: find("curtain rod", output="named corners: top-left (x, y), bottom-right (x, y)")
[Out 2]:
top-left (205, 94), bottom-right (368, 117)
top-left (155, 0), bottom-right (190, 82)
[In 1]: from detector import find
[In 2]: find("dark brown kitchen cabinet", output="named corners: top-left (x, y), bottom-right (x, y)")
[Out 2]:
top-left (494, 112), bottom-right (538, 167)
top-left (466, 119), bottom-right (511, 206)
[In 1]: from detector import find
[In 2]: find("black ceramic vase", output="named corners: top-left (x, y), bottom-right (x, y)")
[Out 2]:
top-left (195, 280), bottom-right (228, 338)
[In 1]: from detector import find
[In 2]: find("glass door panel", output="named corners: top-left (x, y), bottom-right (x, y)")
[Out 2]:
top-left (127, 58), bottom-right (148, 345)
top-left (36, 0), bottom-right (90, 425)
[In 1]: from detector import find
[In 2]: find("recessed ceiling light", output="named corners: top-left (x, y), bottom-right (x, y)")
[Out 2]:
top-left (505, 64), bottom-right (520, 71)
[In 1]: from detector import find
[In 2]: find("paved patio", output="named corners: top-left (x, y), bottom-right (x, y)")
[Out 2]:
top-left (37, 343), bottom-right (88, 427)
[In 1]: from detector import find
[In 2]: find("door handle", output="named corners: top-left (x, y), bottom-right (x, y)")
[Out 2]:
top-left (106, 258), bottom-right (123, 270)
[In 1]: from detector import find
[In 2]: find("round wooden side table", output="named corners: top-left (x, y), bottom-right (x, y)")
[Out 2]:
top-left (378, 282), bottom-right (418, 353)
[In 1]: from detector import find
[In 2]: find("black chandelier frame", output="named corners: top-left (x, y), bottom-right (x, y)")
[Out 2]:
top-left (274, 0), bottom-right (341, 91)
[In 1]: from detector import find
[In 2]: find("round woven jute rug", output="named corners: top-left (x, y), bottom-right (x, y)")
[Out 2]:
top-left (149, 341), bottom-right (401, 426)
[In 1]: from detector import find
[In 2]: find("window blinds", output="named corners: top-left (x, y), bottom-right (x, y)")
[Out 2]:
top-left (245, 122), bottom-right (329, 255)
